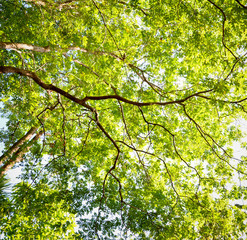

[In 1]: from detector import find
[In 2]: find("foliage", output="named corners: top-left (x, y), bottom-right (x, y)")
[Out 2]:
top-left (0, 0), bottom-right (247, 239)
top-left (0, 177), bottom-right (78, 239)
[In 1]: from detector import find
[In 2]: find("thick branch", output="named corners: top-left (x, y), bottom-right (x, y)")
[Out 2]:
top-left (82, 89), bottom-right (213, 107)
top-left (0, 66), bottom-right (122, 191)
top-left (0, 130), bottom-right (43, 176)
top-left (0, 66), bottom-right (94, 112)
top-left (0, 42), bottom-right (51, 53)
top-left (0, 127), bottom-right (38, 165)
top-left (0, 66), bottom-right (120, 151)
top-left (0, 42), bottom-right (122, 60)
top-left (0, 66), bottom-right (214, 110)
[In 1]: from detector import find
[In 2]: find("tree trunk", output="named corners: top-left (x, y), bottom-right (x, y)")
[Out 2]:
top-left (0, 128), bottom-right (43, 176)
top-left (0, 127), bottom-right (38, 165)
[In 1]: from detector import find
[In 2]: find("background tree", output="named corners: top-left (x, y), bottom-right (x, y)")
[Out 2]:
top-left (0, 0), bottom-right (247, 239)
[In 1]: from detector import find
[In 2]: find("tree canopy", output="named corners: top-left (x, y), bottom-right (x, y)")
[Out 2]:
top-left (0, 0), bottom-right (247, 239)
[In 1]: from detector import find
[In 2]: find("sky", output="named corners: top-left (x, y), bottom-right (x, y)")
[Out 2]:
top-left (1, 105), bottom-right (247, 200)
top-left (0, 104), bottom-right (246, 239)
top-left (0, 114), bottom-right (22, 185)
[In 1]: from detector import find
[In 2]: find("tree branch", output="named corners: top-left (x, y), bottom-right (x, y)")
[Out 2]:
top-left (23, 0), bottom-right (46, 6)
top-left (82, 89), bottom-right (213, 107)
top-left (207, 0), bottom-right (238, 59)
top-left (91, 0), bottom-right (124, 59)
top-left (0, 66), bottom-right (95, 111)
top-left (0, 66), bottom-right (214, 109)
top-left (0, 130), bottom-right (43, 177)
top-left (0, 127), bottom-right (38, 165)
top-left (23, 0), bottom-right (79, 10)
top-left (235, 0), bottom-right (247, 9)
top-left (0, 42), bottom-right (122, 60)
top-left (182, 104), bottom-right (246, 175)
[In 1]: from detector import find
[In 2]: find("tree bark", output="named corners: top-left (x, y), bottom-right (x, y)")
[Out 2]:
top-left (0, 130), bottom-right (43, 177)
top-left (0, 42), bottom-right (121, 60)
top-left (0, 66), bottom-right (215, 109)
top-left (0, 127), bottom-right (38, 165)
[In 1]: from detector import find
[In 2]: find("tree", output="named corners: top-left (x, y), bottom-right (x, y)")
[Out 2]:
top-left (0, 176), bottom-right (78, 239)
top-left (0, 0), bottom-right (247, 238)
